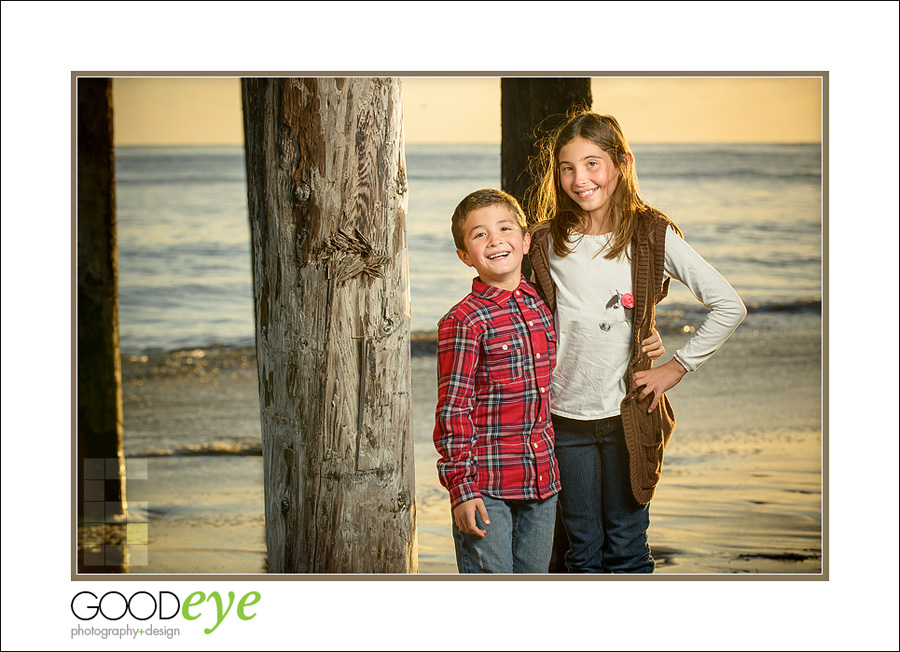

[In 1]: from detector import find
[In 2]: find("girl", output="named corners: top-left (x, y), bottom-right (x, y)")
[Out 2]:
top-left (528, 111), bottom-right (746, 573)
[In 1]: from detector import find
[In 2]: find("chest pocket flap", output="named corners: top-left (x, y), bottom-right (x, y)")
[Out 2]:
top-left (483, 335), bottom-right (524, 384)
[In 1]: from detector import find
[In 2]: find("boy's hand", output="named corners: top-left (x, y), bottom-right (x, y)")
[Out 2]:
top-left (632, 358), bottom-right (687, 413)
top-left (641, 328), bottom-right (665, 360)
top-left (453, 498), bottom-right (490, 538)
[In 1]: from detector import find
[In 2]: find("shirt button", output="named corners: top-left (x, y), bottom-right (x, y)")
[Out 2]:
top-left (536, 353), bottom-right (541, 359)
top-left (502, 344), bottom-right (508, 350)
top-left (539, 475), bottom-right (543, 482)
top-left (533, 442), bottom-right (539, 449)
top-left (540, 387), bottom-right (545, 393)
top-left (529, 321), bottom-right (534, 327)
top-left (515, 290), bottom-right (521, 296)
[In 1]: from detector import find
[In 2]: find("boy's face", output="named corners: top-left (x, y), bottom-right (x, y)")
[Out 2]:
top-left (456, 204), bottom-right (530, 291)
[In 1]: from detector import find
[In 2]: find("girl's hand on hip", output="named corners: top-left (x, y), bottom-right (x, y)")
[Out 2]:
top-left (641, 328), bottom-right (665, 360)
top-left (633, 358), bottom-right (687, 412)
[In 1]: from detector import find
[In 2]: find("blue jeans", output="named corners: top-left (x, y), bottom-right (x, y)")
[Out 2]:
top-left (452, 493), bottom-right (558, 573)
top-left (552, 414), bottom-right (654, 573)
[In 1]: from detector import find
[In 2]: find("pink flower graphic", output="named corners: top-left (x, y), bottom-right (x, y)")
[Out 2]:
top-left (621, 293), bottom-right (634, 309)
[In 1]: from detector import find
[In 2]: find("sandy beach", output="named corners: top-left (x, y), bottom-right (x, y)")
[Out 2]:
top-left (112, 310), bottom-right (822, 576)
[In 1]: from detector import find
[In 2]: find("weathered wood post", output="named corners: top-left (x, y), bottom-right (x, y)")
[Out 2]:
top-left (241, 78), bottom-right (417, 573)
top-left (77, 77), bottom-right (128, 572)
top-left (501, 77), bottom-right (592, 571)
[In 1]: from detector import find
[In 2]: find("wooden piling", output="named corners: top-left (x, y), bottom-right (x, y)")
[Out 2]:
top-left (242, 78), bottom-right (416, 573)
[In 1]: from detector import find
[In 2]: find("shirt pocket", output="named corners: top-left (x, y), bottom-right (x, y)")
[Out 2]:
top-left (483, 335), bottom-right (524, 384)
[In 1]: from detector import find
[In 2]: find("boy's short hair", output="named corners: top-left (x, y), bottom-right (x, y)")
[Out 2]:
top-left (451, 188), bottom-right (528, 252)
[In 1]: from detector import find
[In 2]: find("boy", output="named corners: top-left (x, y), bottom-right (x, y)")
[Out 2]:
top-left (433, 188), bottom-right (559, 574)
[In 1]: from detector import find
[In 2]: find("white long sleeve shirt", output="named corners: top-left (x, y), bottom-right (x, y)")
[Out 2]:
top-left (549, 227), bottom-right (746, 420)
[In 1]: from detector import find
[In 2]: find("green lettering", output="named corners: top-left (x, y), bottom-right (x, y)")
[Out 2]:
top-left (203, 591), bottom-right (236, 634)
top-left (237, 592), bottom-right (261, 621)
top-left (182, 592), bottom-right (205, 621)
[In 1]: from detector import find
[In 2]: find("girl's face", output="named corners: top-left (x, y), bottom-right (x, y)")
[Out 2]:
top-left (557, 137), bottom-right (620, 221)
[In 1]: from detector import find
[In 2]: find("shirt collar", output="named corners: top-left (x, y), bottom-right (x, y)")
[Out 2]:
top-left (470, 275), bottom-right (535, 305)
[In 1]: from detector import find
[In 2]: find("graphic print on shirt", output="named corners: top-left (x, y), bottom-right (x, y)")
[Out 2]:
top-left (598, 290), bottom-right (634, 332)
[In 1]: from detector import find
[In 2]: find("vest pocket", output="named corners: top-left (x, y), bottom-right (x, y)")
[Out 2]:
top-left (483, 335), bottom-right (524, 383)
top-left (641, 429), bottom-right (664, 482)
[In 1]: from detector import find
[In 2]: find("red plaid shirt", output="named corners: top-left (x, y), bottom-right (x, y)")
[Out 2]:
top-left (433, 275), bottom-right (560, 508)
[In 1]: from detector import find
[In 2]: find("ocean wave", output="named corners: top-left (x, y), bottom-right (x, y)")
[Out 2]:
top-left (117, 173), bottom-right (247, 187)
top-left (131, 439), bottom-right (262, 458)
top-left (744, 299), bottom-right (822, 314)
top-left (641, 170), bottom-right (821, 182)
top-left (657, 298), bottom-right (820, 317)
top-left (652, 299), bottom-right (820, 333)
top-left (122, 341), bottom-right (257, 368)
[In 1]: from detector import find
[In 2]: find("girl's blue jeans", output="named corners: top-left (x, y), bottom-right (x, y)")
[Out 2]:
top-left (452, 493), bottom-right (558, 573)
top-left (552, 413), bottom-right (655, 573)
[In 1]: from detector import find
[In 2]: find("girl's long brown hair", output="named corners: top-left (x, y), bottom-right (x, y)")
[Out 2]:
top-left (527, 110), bottom-right (680, 260)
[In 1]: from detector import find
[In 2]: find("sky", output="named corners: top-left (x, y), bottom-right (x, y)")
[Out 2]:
top-left (112, 75), bottom-right (822, 146)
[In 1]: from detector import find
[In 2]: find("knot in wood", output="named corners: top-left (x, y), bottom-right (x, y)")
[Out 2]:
top-left (325, 228), bottom-right (389, 284)
top-left (380, 316), bottom-right (398, 337)
top-left (293, 182), bottom-right (311, 204)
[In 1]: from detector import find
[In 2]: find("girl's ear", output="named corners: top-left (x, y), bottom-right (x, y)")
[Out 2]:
top-left (522, 231), bottom-right (531, 255)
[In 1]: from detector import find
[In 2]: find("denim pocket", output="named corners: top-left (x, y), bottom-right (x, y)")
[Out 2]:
top-left (483, 335), bottom-right (524, 383)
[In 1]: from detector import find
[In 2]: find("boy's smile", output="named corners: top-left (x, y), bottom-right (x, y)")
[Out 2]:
top-left (456, 204), bottom-right (530, 291)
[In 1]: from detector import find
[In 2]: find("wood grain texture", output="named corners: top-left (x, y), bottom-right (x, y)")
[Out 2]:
top-left (242, 78), bottom-right (416, 573)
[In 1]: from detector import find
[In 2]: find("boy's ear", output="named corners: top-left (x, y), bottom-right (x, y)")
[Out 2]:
top-left (456, 248), bottom-right (474, 267)
top-left (523, 231), bottom-right (531, 255)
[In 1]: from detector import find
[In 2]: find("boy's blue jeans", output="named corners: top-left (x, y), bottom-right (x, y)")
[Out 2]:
top-left (452, 493), bottom-right (558, 573)
top-left (552, 413), bottom-right (655, 573)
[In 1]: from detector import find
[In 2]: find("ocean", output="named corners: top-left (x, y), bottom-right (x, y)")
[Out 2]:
top-left (115, 143), bottom-right (822, 355)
